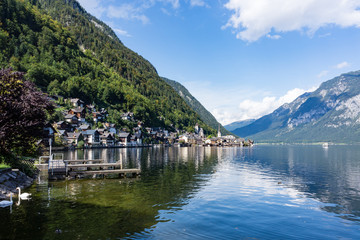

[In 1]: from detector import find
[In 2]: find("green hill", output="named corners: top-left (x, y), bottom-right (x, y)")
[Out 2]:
top-left (0, 0), bottom-right (215, 134)
top-left (162, 77), bottom-right (232, 136)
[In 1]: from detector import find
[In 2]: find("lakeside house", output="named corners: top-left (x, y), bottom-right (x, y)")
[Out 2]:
top-left (66, 132), bottom-right (83, 145)
top-left (68, 107), bottom-right (86, 122)
top-left (70, 98), bottom-right (84, 108)
top-left (118, 132), bottom-right (130, 145)
top-left (56, 121), bottom-right (74, 132)
top-left (78, 124), bottom-right (91, 131)
top-left (100, 132), bottom-right (115, 146)
top-left (121, 112), bottom-right (134, 121)
top-left (46, 96), bottom-right (249, 149)
top-left (82, 130), bottom-right (100, 146)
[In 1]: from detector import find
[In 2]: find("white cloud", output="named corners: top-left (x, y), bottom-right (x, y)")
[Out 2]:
top-left (77, 0), bottom-right (106, 18)
top-left (211, 87), bottom-right (315, 125)
top-left (114, 28), bottom-right (132, 37)
top-left (335, 61), bottom-right (350, 69)
top-left (224, 0), bottom-right (360, 42)
top-left (237, 88), bottom-right (309, 120)
top-left (318, 32), bottom-right (332, 38)
top-left (190, 0), bottom-right (207, 7)
top-left (184, 79), bottom-right (317, 125)
top-left (266, 34), bottom-right (281, 40)
top-left (169, 0), bottom-right (180, 9)
top-left (317, 70), bottom-right (329, 78)
top-left (107, 4), bottom-right (149, 24)
top-left (161, 7), bottom-right (171, 15)
top-left (144, 0), bottom-right (180, 9)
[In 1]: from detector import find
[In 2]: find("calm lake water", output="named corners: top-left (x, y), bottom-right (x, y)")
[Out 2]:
top-left (1, 145), bottom-right (360, 239)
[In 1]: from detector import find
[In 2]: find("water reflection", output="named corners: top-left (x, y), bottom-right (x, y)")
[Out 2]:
top-left (143, 146), bottom-right (360, 239)
top-left (1, 146), bottom-right (360, 239)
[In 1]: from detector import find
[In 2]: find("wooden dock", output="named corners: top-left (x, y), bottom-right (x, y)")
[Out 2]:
top-left (69, 169), bottom-right (141, 178)
top-left (64, 159), bottom-right (140, 179)
top-left (63, 159), bottom-right (104, 164)
top-left (43, 157), bottom-right (141, 180)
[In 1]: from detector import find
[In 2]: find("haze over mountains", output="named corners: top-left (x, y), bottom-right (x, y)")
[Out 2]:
top-left (232, 71), bottom-right (360, 143)
top-left (224, 119), bottom-right (256, 132)
top-left (162, 77), bottom-right (231, 136)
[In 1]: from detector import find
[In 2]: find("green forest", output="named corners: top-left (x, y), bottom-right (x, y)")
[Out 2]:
top-left (0, 0), bottom-right (215, 134)
top-left (162, 77), bottom-right (232, 136)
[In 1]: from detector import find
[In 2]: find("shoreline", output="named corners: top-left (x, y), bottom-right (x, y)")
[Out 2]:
top-left (47, 143), bottom-right (249, 152)
top-left (0, 168), bottom-right (35, 200)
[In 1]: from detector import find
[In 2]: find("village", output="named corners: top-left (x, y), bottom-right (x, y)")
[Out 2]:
top-left (42, 97), bottom-right (252, 150)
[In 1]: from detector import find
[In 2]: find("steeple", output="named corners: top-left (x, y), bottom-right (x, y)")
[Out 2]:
top-left (217, 124), bottom-right (221, 138)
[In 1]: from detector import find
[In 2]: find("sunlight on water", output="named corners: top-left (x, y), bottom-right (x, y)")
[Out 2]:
top-left (1, 146), bottom-right (360, 239)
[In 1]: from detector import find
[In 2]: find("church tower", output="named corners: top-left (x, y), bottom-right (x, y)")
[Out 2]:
top-left (217, 124), bottom-right (221, 138)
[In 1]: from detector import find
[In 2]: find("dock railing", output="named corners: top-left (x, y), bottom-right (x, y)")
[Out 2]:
top-left (48, 153), bottom-right (65, 175)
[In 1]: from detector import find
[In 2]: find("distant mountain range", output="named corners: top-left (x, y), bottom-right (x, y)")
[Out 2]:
top-left (232, 71), bottom-right (360, 143)
top-left (162, 77), bottom-right (232, 135)
top-left (224, 119), bottom-right (256, 131)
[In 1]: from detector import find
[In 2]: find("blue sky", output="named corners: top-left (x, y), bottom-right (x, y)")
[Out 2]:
top-left (78, 0), bottom-right (360, 125)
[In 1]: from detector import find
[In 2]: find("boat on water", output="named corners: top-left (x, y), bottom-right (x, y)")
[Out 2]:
top-left (322, 142), bottom-right (329, 148)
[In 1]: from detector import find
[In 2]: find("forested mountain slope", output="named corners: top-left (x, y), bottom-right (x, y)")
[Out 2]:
top-left (233, 71), bottom-right (360, 143)
top-left (162, 77), bottom-right (232, 135)
top-left (0, 0), bottom-right (215, 133)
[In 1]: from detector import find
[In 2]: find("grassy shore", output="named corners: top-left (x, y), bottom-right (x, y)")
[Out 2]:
top-left (0, 163), bottom-right (11, 169)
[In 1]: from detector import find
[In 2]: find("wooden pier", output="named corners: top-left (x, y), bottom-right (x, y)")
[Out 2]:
top-left (63, 159), bottom-right (141, 179)
top-left (68, 169), bottom-right (141, 178)
top-left (40, 155), bottom-right (141, 180)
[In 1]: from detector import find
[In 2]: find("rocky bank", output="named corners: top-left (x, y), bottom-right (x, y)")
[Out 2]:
top-left (0, 168), bottom-right (34, 200)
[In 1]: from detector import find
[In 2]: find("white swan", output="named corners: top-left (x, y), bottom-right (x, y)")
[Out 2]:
top-left (16, 197), bottom-right (21, 206)
top-left (16, 187), bottom-right (31, 200)
top-left (0, 193), bottom-right (13, 207)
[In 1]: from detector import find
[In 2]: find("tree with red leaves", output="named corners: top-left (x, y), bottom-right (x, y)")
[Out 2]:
top-left (0, 68), bottom-right (54, 165)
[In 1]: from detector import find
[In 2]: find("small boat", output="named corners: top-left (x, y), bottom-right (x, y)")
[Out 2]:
top-left (322, 142), bottom-right (329, 148)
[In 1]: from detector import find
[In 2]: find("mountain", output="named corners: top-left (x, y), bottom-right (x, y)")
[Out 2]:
top-left (224, 119), bottom-right (256, 131)
top-left (233, 71), bottom-right (360, 143)
top-left (0, 0), bottom-right (215, 134)
top-left (162, 77), bottom-right (232, 135)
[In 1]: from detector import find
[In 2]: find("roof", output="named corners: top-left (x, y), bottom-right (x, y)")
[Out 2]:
top-left (71, 107), bottom-right (85, 113)
top-left (121, 112), bottom-right (133, 117)
top-left (118, 132), bottom-right (130, 138)
top-left (101, 133), bottom-right (114, 139)
top-left (65, 114), bottom-right (76, 119)
top-left (83, 130), bottom-right (99, 136)
top-left (79, 124), bottom-right (90, 130)
top-left (70, 98), bottom-right (84, 103)
top-left (67, 132), bottom-right (82, 138)
top-left (57, 130), bottom-right (67, 136)
top-left (56, 121), bottom-right (64, 125)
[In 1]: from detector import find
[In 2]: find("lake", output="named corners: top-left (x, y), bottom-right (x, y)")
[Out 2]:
top-left (1, 145), bottom-right (360, 239)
